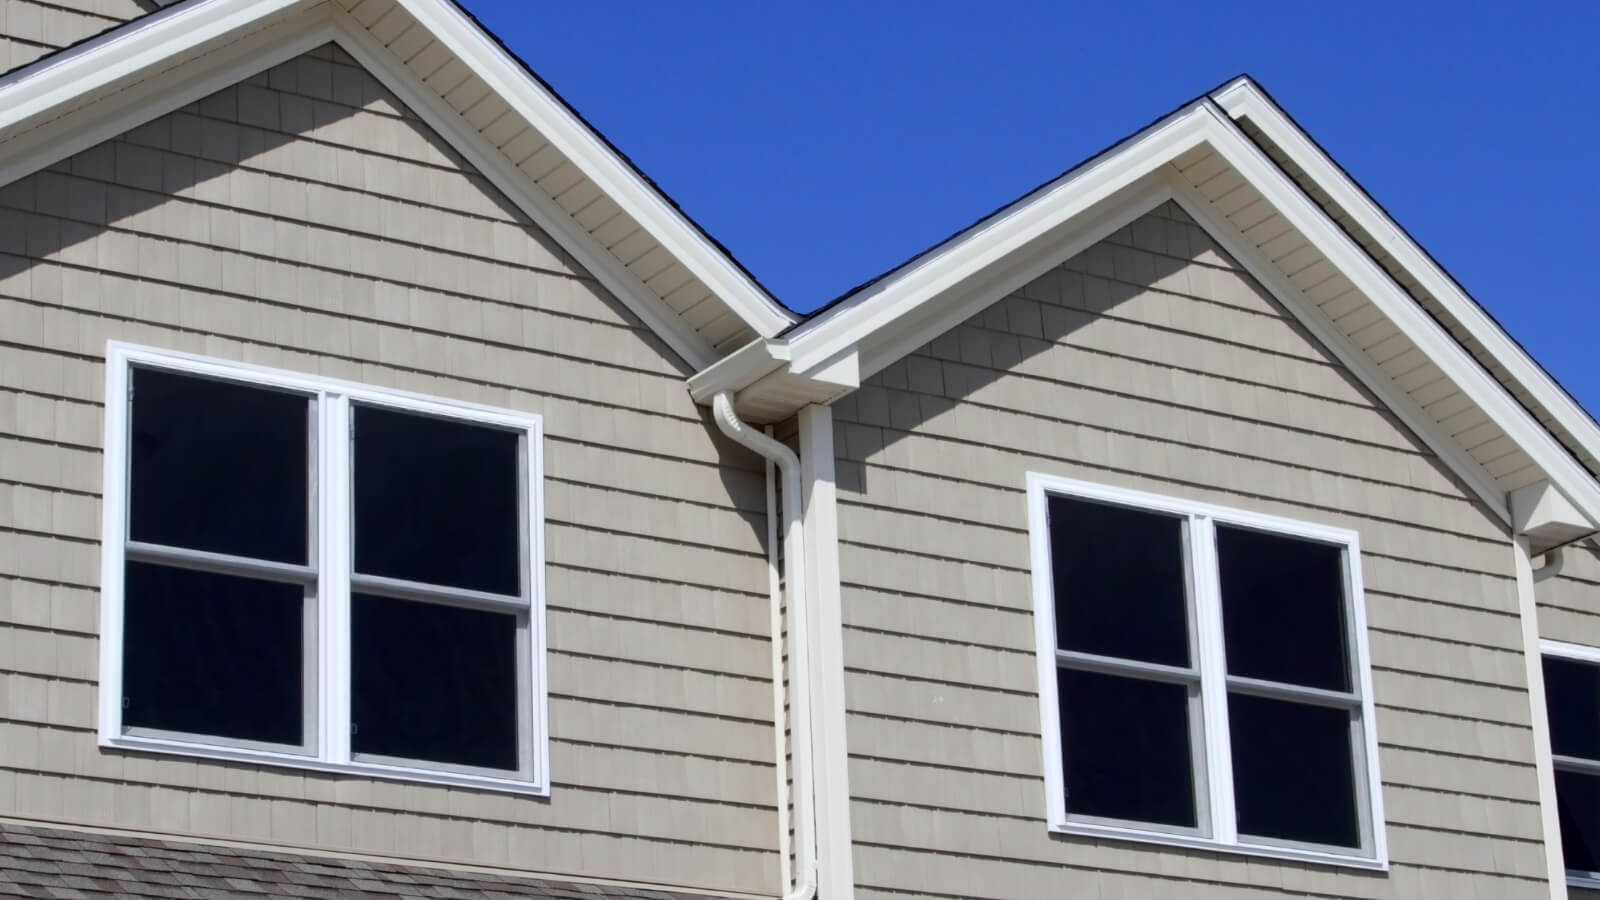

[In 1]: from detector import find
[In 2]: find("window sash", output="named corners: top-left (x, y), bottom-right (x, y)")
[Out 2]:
top-left (99, 343), bottom-right (549, 796)
top-left (1027, 472), bottom-right (1385, 868)
top-left (1540, 641), bottom-right (1600, 885)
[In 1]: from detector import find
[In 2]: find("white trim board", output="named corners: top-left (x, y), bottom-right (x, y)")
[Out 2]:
top-left (1214, 78), bottom-right (1600, 479)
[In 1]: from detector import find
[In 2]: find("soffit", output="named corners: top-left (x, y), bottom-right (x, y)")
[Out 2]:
top-left (1229, 113), bottom-right (1600, 483)
top-left (333, 0), bottom-right (788, 354)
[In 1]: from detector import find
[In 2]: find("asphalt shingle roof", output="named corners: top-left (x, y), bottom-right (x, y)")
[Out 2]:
top-left (0, 821), bottom-right (732, 899)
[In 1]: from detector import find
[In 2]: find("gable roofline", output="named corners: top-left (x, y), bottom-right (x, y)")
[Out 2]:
top-left (1211, 77), bottom-right (1600, 481)
top-left (691, 79), bottom-right (1600, 537)
top-left (0, 0), bottom-right (796, 370)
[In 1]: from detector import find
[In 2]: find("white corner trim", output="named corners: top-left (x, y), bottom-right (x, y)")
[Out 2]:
top-left (797, 405), bottom-right (855, 899)
top-left (390, 0), bottom-right (795, 338)
top-left (325, 10), bottom-right (719, 370)
top-left (1165, 176), bottom-right (1512, 524)
top-left (1023, 471), bottom-right (1388, 869)
top-left (1215, 80), bottom-right (1600, 477)
top-left (1517, 540), bottom-right (1573, 900)
top-left (1195, 106), bottom-right (1600, 522)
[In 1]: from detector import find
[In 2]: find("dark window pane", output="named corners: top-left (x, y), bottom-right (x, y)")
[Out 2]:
top-left (1229, 693), bottom-right (1361, 848)
top-left (353, 406), bottom-right (521, 596)
top-left (121, 562), bottom-right (304, 746)
top-left (1545, 657), bottom-right (1600, 760)
top-left (1049, 496), bottom-right (1189, 667)
top-left (1059, 668), bottom-right (1197, 828)
top-left (351, 594), bottom-right (519, 771)
top-left (1555, 769), bottom-right (1600, 874)
top-left (1217, 526), bottom-right (1350, 691)
top-left (129, 367), bottom-right (308, 564)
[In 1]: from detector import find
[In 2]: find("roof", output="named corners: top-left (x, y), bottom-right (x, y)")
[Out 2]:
top-left (0, 0), bottom-right (796, 369)
top-left (0, 821), bottom-right (736, 899)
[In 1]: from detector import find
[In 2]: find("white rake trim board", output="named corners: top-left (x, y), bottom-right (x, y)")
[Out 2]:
top-left (0, 1), bottom-right (723, 371)
top-left (1193, 105), bottom-right (1600, 521)
top-left (1165, 174), bottom-right (1511, 522)
top-left (781, 101), bottom-right (1215, 372)
top-left (1215, 79), bottom-right (1600, 475)
top-left (0, 0), bottom-right (310, 130)
top-left (325, 8), bottom-right (719, 370)
top-left (388, 0), bottom-right (795, 337)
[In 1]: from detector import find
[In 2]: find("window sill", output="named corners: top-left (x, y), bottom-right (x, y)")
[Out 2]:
top-left (101, 734), bottom-right (551, 798)
top-left (1049, 821), bottom-right (1388, 872)
top-left (1570, 873), bottom-right (1600, 890)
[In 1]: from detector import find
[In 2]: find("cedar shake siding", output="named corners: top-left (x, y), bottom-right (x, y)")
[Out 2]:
top-left (831, 202), bottom-right (1544, 898)
top-left (1537, 540), bottom-right (1600, 648)
top-left (0, 45), bottom-right (780, 895)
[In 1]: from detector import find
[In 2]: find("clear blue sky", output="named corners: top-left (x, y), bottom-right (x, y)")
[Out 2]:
top-left (462, 0), bottom-right (1600, 415)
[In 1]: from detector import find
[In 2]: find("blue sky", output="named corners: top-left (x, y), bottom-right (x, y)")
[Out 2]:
top-left (462, 0), bottom-right (1600, 415)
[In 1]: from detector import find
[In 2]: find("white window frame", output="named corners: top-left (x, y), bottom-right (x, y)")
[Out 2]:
top-left (1538, 638), bottom-right (1600, 889)
top-left (97, 342), bottom-right (550, 796)
top-left (1026, 472), bottom-right (1387, 869)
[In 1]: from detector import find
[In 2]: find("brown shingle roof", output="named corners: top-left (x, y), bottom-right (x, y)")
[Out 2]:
top-left (0, 821), bottom-right (736, 899)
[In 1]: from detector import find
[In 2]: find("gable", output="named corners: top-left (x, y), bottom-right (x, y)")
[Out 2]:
top-left (0, 41), bottom-right (780, 892)
top-left (829, 205), bottom-right (1539, 898)
top-left (838, 202), bottom-right (1508, 550)
top-left (695, 90), bottom-right (1600, 546)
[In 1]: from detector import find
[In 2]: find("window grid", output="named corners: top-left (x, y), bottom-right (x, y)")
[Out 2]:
top-left (1026, 472), bottom-right (1387, 869)
top-left (97, 343), bottom-right (550, 796)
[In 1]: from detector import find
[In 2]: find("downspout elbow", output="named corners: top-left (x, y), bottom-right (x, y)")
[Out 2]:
top-left (711, 393), bottom-right (817, 900)
top-left (1533, 545), bottom-right (1567, 582)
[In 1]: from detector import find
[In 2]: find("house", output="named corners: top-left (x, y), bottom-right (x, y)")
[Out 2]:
top-left (0, 0), bottom-right (1596, 898)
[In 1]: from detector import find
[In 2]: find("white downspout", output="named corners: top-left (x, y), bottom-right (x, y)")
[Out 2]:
top-left (712, 393), bottom-right (818, 900)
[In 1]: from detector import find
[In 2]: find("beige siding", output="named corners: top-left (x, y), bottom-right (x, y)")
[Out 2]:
top-left (833, 202), bottom-right (1544, 898)
top-left (0, 0), bottom-right (152, 73)
top-left (0, 45), bottom-right (780, 894)
top-left (1536, 540), bottom-right (1600, 647)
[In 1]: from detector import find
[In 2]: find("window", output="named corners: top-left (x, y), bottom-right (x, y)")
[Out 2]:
top-left (98, 344), bottom-right (548, 794)
top-left (1540, 641), bottom-right (1600, 886)
top-left (1026, 474), bottom-right (1386, 867)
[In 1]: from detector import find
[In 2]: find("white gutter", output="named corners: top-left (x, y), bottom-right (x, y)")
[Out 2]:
top-left (711, 393), bottom-right (818, 900)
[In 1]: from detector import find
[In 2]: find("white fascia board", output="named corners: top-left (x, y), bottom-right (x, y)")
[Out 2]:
top-left (391, 0), bottom-right (796, 338)
top-left (1196, 105), bottom-right (1600, 521)
top-left (0, 0), bottom-right (313, 133)
top-left (781, 101), bottom-right (1213, 374)
top-left (1214, 79), bottom-right (1600, 476)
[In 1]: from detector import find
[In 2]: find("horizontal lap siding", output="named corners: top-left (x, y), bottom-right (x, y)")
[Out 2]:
top-left (1536, 541), bottom-right (1600, 648)
top-left (0, 0), bottom-right (148, 74)
top-left (833, 203), bottom-right (1542, 898)
top-left (0, 46), bottom-right (779, 894)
